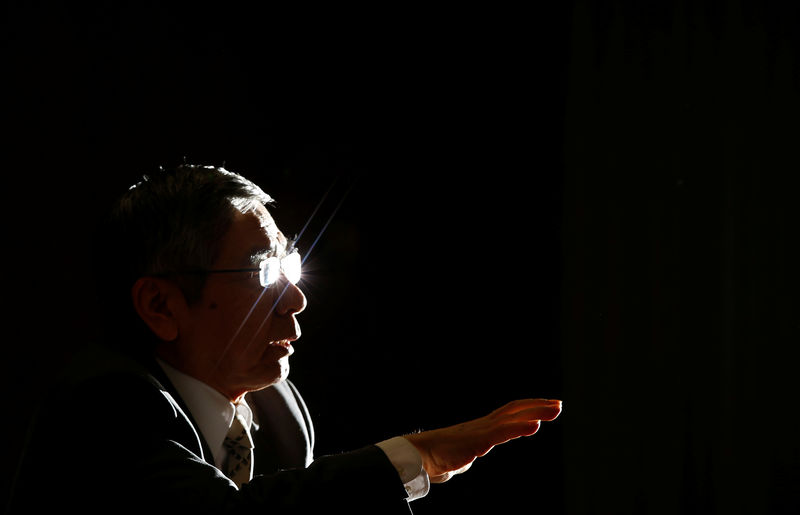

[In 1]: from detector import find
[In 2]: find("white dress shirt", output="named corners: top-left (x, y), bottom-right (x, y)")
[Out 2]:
top-left (157, 360), bottom-right (429, 500)
top-left (157, 359), bottom-right (253, 469)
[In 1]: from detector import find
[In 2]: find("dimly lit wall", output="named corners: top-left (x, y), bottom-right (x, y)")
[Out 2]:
top-left (561, 1), bottom-right (799, 513)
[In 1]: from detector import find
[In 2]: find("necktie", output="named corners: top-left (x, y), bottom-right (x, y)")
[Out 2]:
top-left (223, 414), bottom-right (254, 488)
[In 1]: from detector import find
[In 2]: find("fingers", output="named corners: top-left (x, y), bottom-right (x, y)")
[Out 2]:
top-left (489, 398), bottom-right (562, 418)
top-left (504, 405), bottom-right (562, 423)
top-left (409, 398), bottom-right (562, 483)
top-left (482, 398), bottom-right (562, 447)
top-left (486, 420), bottom-right (542, 447)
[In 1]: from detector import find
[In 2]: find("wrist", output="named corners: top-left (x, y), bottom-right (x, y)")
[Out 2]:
top-left (375, 436), bottom-right (430, 500)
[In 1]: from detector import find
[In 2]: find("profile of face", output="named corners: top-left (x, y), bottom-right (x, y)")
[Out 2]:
top-left (151, 203), bottom-right (307, 401)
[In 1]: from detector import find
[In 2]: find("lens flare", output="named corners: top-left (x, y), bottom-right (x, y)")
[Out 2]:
top-left (259, 257), bottom-right (282, 287)
top-left (211, 178), bottom-right (354, 374)
top-left (282, 251), bottom-right (302, 284)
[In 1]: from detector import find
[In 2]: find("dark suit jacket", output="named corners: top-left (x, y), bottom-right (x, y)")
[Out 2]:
top-left (9, 342), bottom-right (412, 514)
top-left (248, 378), bottom-right (316, 473)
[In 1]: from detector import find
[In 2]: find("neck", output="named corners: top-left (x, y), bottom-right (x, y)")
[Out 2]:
top-left (154, 345), bottom-right (246, 403)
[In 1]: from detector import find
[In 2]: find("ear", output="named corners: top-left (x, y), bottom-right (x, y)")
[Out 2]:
top-left (131, 277), bottom-right (185, 342)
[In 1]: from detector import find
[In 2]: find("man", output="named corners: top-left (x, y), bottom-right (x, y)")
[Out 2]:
top-left (9, 164), bottom-right (561, 513)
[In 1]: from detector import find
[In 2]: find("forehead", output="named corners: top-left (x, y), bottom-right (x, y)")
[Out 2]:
top-left (216, 204), bottom-right (285, 265)
top-left (251, 204), bottom-right (280, 241)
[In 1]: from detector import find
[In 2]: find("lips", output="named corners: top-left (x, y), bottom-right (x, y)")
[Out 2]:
top-left (268, 339), bottom-right (295, 356)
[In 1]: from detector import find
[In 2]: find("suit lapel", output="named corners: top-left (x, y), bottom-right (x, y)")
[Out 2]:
top-left (147, 359), bottom-right (216, 465)
top-left (144, 358), bottom-right (314, 475)
top-left (249, 380), bottom-right (315, 474)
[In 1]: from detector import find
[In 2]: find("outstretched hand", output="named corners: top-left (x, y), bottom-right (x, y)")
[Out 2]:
top-left (404, 398), bottom-right (562, 483)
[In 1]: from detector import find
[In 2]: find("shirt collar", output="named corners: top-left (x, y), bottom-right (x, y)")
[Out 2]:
top-left (156, 358), bottom-right (253, 468)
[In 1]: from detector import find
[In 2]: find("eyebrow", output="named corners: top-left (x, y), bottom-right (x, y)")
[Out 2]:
top-left (245, 247), bottom-right (271, 267)
top-left (243, 232), bottom-right (289, 266)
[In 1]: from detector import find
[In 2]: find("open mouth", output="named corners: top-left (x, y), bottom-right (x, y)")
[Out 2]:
top-left (268, 339), bottom-right (294, 355)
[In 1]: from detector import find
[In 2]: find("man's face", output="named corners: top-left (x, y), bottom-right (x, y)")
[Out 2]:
top-left (165, 204), bottom-right (307, 401)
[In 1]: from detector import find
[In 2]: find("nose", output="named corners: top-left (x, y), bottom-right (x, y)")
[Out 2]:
top-left (276, 280), bottom-right (306, 317)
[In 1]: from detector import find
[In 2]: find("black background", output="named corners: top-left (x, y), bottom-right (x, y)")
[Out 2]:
top-left (4, 1), bottom-right (799, 513)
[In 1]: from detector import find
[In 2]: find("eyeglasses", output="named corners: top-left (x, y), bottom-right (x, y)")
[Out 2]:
top-left (202, 248), bottom-right (302, 288)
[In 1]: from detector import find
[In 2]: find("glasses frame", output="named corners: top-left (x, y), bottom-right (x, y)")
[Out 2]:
top-left (198, 247), bottom-right (302, 288)
top-left (157, 237), bottom-right (302, 288)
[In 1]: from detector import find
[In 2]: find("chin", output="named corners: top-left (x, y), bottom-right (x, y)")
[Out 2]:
top-left (264, 357), bottom-right (291, 386)
top-left (276, 356), bottom-right (290, 383)
top-left (244, 358), bottom-right (290, 393)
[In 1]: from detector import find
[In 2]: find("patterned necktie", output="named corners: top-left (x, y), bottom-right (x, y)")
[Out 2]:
top-left (223, 414), bottom-right (254, 488)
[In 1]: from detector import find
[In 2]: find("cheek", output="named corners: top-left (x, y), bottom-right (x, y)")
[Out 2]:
top-left (194, 284), bottom-right (280, 352)
top-left (187, 297), bottom-right (247, 349)
top-left (224, 291), bottom-right (279, 348)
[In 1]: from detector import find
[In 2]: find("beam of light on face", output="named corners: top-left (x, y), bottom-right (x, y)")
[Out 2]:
top-left (238, 180), bottom-right (356, 357)
top-left (211, 178), bottom-right (354, 375)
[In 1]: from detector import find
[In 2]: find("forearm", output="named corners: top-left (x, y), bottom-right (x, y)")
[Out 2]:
top-left (128, 441), bottom-right (413, 515)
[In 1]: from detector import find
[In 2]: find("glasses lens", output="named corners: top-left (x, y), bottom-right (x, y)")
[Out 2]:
top-left (283, 251), bottom-right (301, 284)
top-left (259, 257), bottom-right (281, 287)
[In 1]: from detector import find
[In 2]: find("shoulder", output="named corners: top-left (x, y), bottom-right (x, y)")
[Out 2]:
top-left (38, 342), bottom-right (199, 450)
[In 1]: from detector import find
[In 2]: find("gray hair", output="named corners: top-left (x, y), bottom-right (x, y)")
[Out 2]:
top-left (115, 164), bottom-right (271, 279)
top-left (94, 164), bottom-right (274, 349)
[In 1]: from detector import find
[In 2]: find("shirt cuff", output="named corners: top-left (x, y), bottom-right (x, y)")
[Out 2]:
top-left (375, 436), bottom-right (430, 501)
